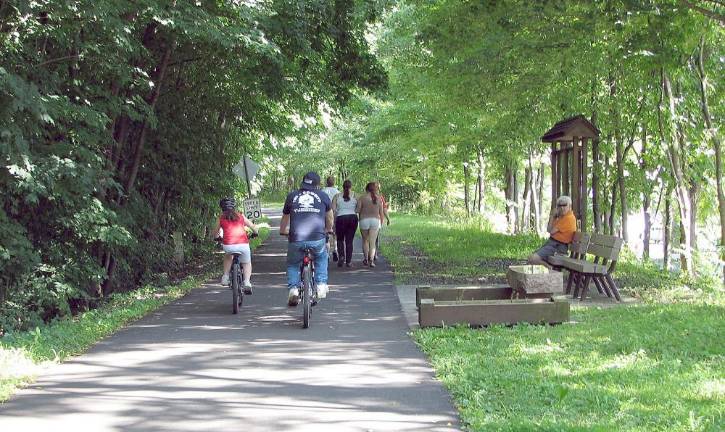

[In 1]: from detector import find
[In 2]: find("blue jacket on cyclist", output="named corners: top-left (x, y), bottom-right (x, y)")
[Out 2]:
top-left (280, 171), bottom-right (333, 305)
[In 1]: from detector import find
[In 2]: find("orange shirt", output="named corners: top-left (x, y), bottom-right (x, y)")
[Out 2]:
top-left (552, 210), bottom-right (576, 244)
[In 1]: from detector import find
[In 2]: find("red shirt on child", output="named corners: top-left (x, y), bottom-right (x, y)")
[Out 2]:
top-left (219, 213), bottom-right (250, 245)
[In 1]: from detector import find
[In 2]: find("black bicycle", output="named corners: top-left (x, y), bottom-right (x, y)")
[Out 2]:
top-left (299, 247), bottom-right (318, 328)
top-left (281, 233), bottom-right (325, 328)
top-left (217, 232), bottom-right (257, 315)
top-left (229, 252), bottom-right (244, 314)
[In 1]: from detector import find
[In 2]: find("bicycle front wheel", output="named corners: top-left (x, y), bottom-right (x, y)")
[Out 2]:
top-left (302, 265), bottom-right (312, 328)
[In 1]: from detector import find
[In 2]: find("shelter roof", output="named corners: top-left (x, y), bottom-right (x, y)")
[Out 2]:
top-left (541, 115), bottom-right (600, 142)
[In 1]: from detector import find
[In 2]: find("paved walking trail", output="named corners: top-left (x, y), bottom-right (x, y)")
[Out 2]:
top-left (0, 210), bottom-right (460, 431)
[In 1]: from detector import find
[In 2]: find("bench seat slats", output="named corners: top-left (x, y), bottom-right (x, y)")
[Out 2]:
top-left (557, 258), bottom-right (607, 274)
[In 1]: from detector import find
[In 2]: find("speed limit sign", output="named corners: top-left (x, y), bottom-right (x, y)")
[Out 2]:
top-left (243, 198), bottom-right (262, 220)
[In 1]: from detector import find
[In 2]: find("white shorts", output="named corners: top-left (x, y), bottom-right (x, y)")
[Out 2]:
top-left (222, 243), bottom-right (251, 263)
top-left (359, 218), bottom-right (381, 230)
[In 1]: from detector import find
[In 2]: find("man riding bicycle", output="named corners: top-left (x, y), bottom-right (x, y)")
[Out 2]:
top-left (279, 171), bottom-right (333, 306)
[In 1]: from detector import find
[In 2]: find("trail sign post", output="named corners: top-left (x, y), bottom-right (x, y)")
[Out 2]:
top-left (243, 198), bottom-right (262, 220)
top-left (232, 154), bottom-right (259, 197)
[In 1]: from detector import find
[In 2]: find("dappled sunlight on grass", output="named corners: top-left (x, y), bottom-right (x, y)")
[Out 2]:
top-left (413, 304), bottom-right (724, 431)
top-left (384, 213), bottom-right (722, 297)
top-left (384, 212), bottom-right (723, 430)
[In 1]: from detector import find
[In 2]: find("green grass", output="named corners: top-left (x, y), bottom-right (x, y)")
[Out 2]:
top-left (414, 305), bottom-right (724, 431)
top-left (382, 213), bottom-right (724, 431)
top-left (381, 213), bottom-right (720, 296)
top-left (0, 226), bottom-right (270, 402)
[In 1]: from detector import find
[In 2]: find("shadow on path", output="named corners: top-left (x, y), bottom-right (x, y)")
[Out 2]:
top-left (0, 208), bottom-right (460, 432)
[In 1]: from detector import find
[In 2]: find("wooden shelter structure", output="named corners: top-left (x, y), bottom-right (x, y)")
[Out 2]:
top-left (541, 115), bottom-right (600, 231)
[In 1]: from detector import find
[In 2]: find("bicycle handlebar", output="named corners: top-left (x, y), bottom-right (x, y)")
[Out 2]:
top-left (215, 232), bottom-right (258, 242)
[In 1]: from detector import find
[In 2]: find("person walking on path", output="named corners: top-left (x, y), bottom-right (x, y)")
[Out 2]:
top-left (331, 180), bottom-right (358, 268)
top-left (280, 171), bottom-right (334, 305)
top-left (374, 181), bottom-right (390, 262)
top-left (321, 176), bottom-right (340, 262)
top-left (356, 182), bottom-right (385, 268)
top-left (215, 197), bottom-right (260, 291)
top-left (528, 195), bottom-right (576, 268)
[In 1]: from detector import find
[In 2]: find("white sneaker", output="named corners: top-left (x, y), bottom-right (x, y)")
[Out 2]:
top-left (316, 283), bottom-right (328, 299)
top-left (221, 273), bottom-right (229, 285)
top-left (243, 281), bottom-right (252, 295)
top-left (287, 287), bottom-right (300, 306)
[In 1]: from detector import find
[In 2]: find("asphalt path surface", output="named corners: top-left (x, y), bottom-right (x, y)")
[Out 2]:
top-left (0, 209), bottom-right (460, 431)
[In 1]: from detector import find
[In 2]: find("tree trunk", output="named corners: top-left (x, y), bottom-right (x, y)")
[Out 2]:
top-left (640, 127), bottom-right (651, 260)
top-left (664, 185), bottom-right (673, 270)
top-left (602, 150), bottom-right (612, 235)
top-left (609, 182), bottom-right (617, 236)
top-left (473, 175), bottom-right (479, 213)
top-left (504, 164), bottom-right (514, 233)
top-left (689, 184), bottom-right (699, 252)
top-left (616, 139), bottom-right (628, 242)
top-left (513, 168), bottom-right (520, 232)
top-left (696, 35), bottom-right (724, 280)
top-left (643, 193), bottom-right (651, 260)
top-left (679, 219), bottom-right (688, 271)
top-left (591, 112), bottom-right (601, 233)
top-left (522, 165), bottom-right (532, 232)
top-left (123, 45), bottom-right (174, 198)
top-left (537, 164), bottom-right (543, 233)
top-left (610, 70), bottom-right (629, 242)
top-left (660, 68), bottom-right (693, 274)
top-left (476, 148), bottom-right (485, 214)
top-left (463, 162), bottom-right (470, 217)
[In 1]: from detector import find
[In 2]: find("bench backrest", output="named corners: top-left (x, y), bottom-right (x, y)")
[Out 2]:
top-left (569, 231), bottom-right (591, 257)
top-left (586, 233), bottom-right (624, 262)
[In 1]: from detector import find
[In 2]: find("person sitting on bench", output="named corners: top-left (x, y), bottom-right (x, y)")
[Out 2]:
top-left (528, 195), bottom-right (576, 268)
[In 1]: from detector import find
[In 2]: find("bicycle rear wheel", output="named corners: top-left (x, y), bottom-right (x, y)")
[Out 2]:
top-left (302, 265), bottom-right (312, 328)
top-left (231, 265), bottom-right (240, 314)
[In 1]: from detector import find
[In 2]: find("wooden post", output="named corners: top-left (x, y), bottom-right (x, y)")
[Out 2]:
top-left (551, 143), bottom-right (559, 205)
top-left (581, 138), bottom-right (589, 232)
top-left (572, 137), bottom-right (581, 221)
top-left (561, 142), bottom-right (569, 196)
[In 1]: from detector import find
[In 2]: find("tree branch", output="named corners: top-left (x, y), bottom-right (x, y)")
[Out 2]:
top-left (36, 54), bottom-right (81, 67)
top-left (679, 0), bottom-right (725, 25)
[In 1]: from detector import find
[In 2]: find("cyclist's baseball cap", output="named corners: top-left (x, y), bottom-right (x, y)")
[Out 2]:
top-left (300, 171), bottom-right (320, 190)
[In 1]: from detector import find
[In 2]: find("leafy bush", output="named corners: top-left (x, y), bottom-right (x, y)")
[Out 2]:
top-left (1, 1), bottom-right (384, 333)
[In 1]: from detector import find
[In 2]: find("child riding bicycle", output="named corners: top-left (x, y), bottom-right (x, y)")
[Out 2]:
top-left (215, 197), bottom-right (259, 293)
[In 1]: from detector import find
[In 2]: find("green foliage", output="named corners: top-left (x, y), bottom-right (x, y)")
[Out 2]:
top-left (1, 0), bottom-right (385, 330)
top-left (414, 303), bottom-right (724, 431)
top-left (270, 0), bottom-right (723, 270)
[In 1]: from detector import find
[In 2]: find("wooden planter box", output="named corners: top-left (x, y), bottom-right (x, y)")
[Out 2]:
top-left (416, 285), bottom-right (569, 327)
top-left (415, 285), bottom-right (551, 308)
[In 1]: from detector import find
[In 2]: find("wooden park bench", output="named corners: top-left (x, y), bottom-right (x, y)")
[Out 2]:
top-left (550, 233), bottom-right (624, 301)
top-left (548, 231), bottom-right (591, 272)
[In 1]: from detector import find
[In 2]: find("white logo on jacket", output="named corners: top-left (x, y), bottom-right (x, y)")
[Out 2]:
top-left (292, 191), bottom-right (322, 213)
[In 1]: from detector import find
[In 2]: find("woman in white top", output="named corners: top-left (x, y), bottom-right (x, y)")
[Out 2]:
top-left (331, 180), bottom-right (358, 267)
